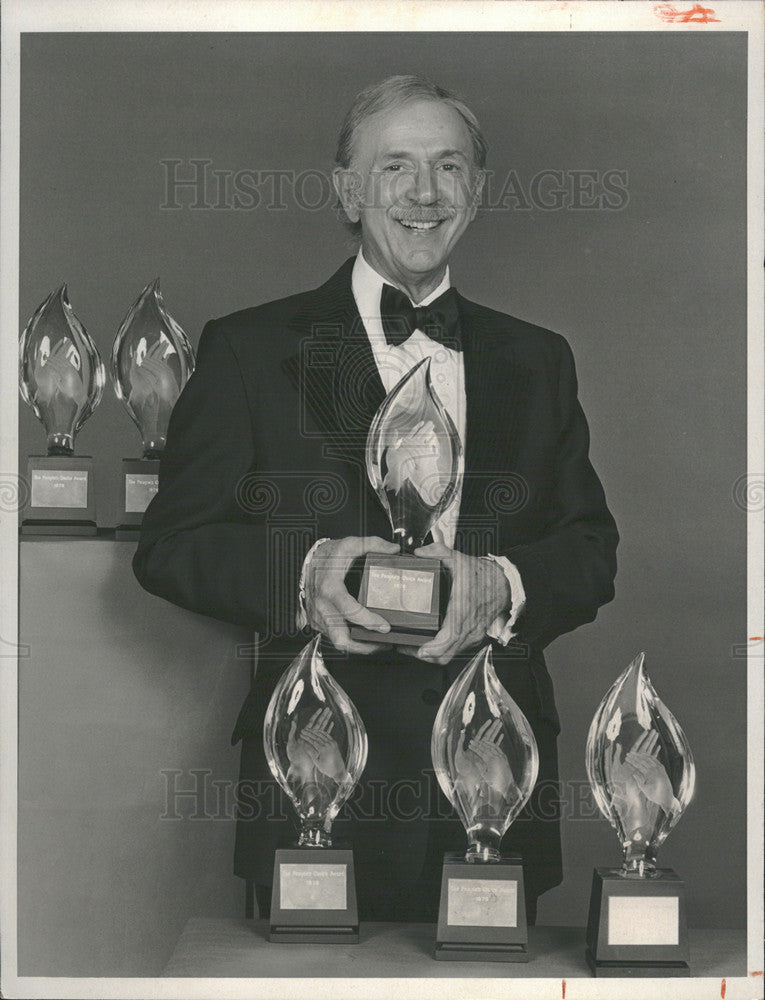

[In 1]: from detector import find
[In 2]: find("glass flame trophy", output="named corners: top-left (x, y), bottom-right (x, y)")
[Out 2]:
top-left (111, 279), bottom-right (194, 537)
top-left (350, 357), bottom-right (462, 645)
top-left (19, 286), bottom-right (105, 534)
top-left (585, 652), bottom-right (696, 977)
top-left (430, 645), bottom-right (539, 961)
top-left (263, 636), bottom-right (368, 943)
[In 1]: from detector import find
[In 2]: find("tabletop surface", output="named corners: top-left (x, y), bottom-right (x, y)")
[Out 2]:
top-left (162, 917), bottom-right (747, 979)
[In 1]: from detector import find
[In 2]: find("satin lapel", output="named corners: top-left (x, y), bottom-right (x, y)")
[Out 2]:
top-left (281, 258), bottom-right (386, 470)
top-left (456, 295), bottom-right (534, 532)
top-left (281, 270), bottom-right (534, 538)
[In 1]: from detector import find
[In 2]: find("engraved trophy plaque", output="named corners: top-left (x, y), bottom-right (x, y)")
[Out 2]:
top-left (19, 285), bottom-right (106, 534)
top-left (431, 644), bottom-right (539, 961)
top-left (263, 636), bottom-right (368, 943)
top-left (350, 356), bottom-right (462, 645)
top-left (111, 278), bottom-right (194, 537)
top-left (585, 652), bottom-right (696, 977)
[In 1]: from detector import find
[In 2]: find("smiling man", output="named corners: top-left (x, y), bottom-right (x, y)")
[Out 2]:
top-left (336, 97), bottom-right (481, 302)
top-left (134, 75), bottom-right (618, 924)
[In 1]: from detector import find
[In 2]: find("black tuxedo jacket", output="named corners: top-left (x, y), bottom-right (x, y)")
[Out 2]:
top-left (133, 257), bottom-right (618, 916)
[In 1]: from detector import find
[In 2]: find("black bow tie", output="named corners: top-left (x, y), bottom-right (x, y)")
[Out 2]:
top-left (380, 283), bottom-right (461, 349)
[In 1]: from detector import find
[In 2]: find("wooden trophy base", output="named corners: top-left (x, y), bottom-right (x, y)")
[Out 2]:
top-left (269, 845), bottom-right (359, 944)
top-left (585, 866), bottom-right (690, 977)
top-left (349, 553), bottom-right (443, 646)
top-left (21, 456), bottom-right (96, 536)
top-left (434, 852), bottom-right (528, 962)
top-left (115, 458), bottom-right (159, 538)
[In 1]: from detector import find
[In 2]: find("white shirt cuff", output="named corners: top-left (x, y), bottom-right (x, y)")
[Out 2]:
top-left (295, 537), bottom-right (331, 630)
top-left (481, 553), bottom-right (526, 645)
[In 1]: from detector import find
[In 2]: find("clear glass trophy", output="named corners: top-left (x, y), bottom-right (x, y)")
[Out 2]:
top-left (19, 285), bottom-right (105, 534)
top-left (350, 356), bottom-right (462, 645)
top-left (430, 644), bottom-right (539, 961)
top-left (111, 279), bottom-right (195, 535)
top-left (263, 635), bottom-right (368, 942)
top-left (584, 651), bottom-right (696, 976)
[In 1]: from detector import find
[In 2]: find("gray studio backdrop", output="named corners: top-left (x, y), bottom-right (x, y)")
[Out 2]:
top-left (18, 31), bottom-right (747, 973)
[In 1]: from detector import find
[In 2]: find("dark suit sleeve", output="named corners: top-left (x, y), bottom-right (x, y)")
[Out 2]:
top-left (504, 336), bottom-right (618, 650)
top-left (132, 320), bottom-right (309, 635)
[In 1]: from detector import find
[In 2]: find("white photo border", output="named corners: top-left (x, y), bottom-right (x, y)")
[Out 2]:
top-left (1, 3), bottom-right (762, 999)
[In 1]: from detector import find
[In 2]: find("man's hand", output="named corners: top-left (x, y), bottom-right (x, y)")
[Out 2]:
top-left (411, 543), bottom-right (511, 664)
top-left (304, 535), bottom-right (400, 654)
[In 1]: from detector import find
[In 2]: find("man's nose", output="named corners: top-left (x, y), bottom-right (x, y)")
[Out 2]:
top-left (408, 162), bottom-right (438, 204)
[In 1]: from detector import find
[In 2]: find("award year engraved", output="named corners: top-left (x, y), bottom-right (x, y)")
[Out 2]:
top-left (279, 863), bottom-right (347, 911)
top-left (365, 563), bottom-right (435, 614)
top-left (446, 877), bottom-right (518, 928)
top-left (124, 472), bottom-right (160, 514)
top-left (30, 469), bottom-right (89, 510)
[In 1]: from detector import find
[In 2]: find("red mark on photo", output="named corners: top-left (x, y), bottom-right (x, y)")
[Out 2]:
top-left (721, 978), bottom-right (726, 998)
top-left (654, 3), bottom-right (720, 22)
top-left (562, 980), bottom-right (566, 999)
top-left (750, 636), bottom-right (764, 641)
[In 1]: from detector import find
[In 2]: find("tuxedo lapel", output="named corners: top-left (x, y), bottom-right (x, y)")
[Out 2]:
top-left (282, 265), bottom-right (534, 544)
top-left (281, 258), bottom-right (386, 470)
top-left (456, 295), bottom-right (534, 532)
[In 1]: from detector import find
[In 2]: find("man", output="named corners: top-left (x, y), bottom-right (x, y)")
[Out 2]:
top-left (134, 75), bottom-right (618, 923)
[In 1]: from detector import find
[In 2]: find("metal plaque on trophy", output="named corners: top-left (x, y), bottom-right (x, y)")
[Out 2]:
top-left (263, 636), bottom-right (368, 943)
top-left (430, 644), bottom-right (539, 961)
top-left (19, 286), bottom-right (106, 535)
top-left (350, 356), bottom-right (462, 645)
top-left (585, 651), bottom-right (696, 977)
top-left (111, 278), bottom-right (194, 538)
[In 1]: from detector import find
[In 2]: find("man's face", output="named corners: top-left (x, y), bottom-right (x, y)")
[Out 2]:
top-left (334, 99), bottom-right (484, 296)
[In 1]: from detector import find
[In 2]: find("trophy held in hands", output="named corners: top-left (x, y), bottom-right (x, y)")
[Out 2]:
top-left (585, 651), bottom-right (696, 977)
top-left (263, 636), bottom-right (368, 943)
top-left (350, 356), bottom-right (462, 646)
top-left (430, 645), bottom-right (539, 961)
top-left (19, 286), bottom-right (105, 534)
top-left (111, 279), bottom-right (194, 538)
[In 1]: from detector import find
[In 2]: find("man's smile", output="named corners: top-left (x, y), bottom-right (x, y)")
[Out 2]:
top-left (397, 218), bottom-right (446, 232)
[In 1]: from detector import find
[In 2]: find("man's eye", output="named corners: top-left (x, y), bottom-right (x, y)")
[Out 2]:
top-left (439, 162), bottom-right (461, 172)
top-left (383, 163), bottom-right (404, 172)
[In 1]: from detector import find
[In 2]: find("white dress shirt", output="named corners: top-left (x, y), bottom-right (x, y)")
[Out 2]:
top-left (297, 250), bottom-right (525, 642)
top-left (351, 250), bottom-right (464, 548)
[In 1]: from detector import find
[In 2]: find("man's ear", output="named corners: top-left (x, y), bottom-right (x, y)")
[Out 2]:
top-left (333, 166), bottom-right (363, 224)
